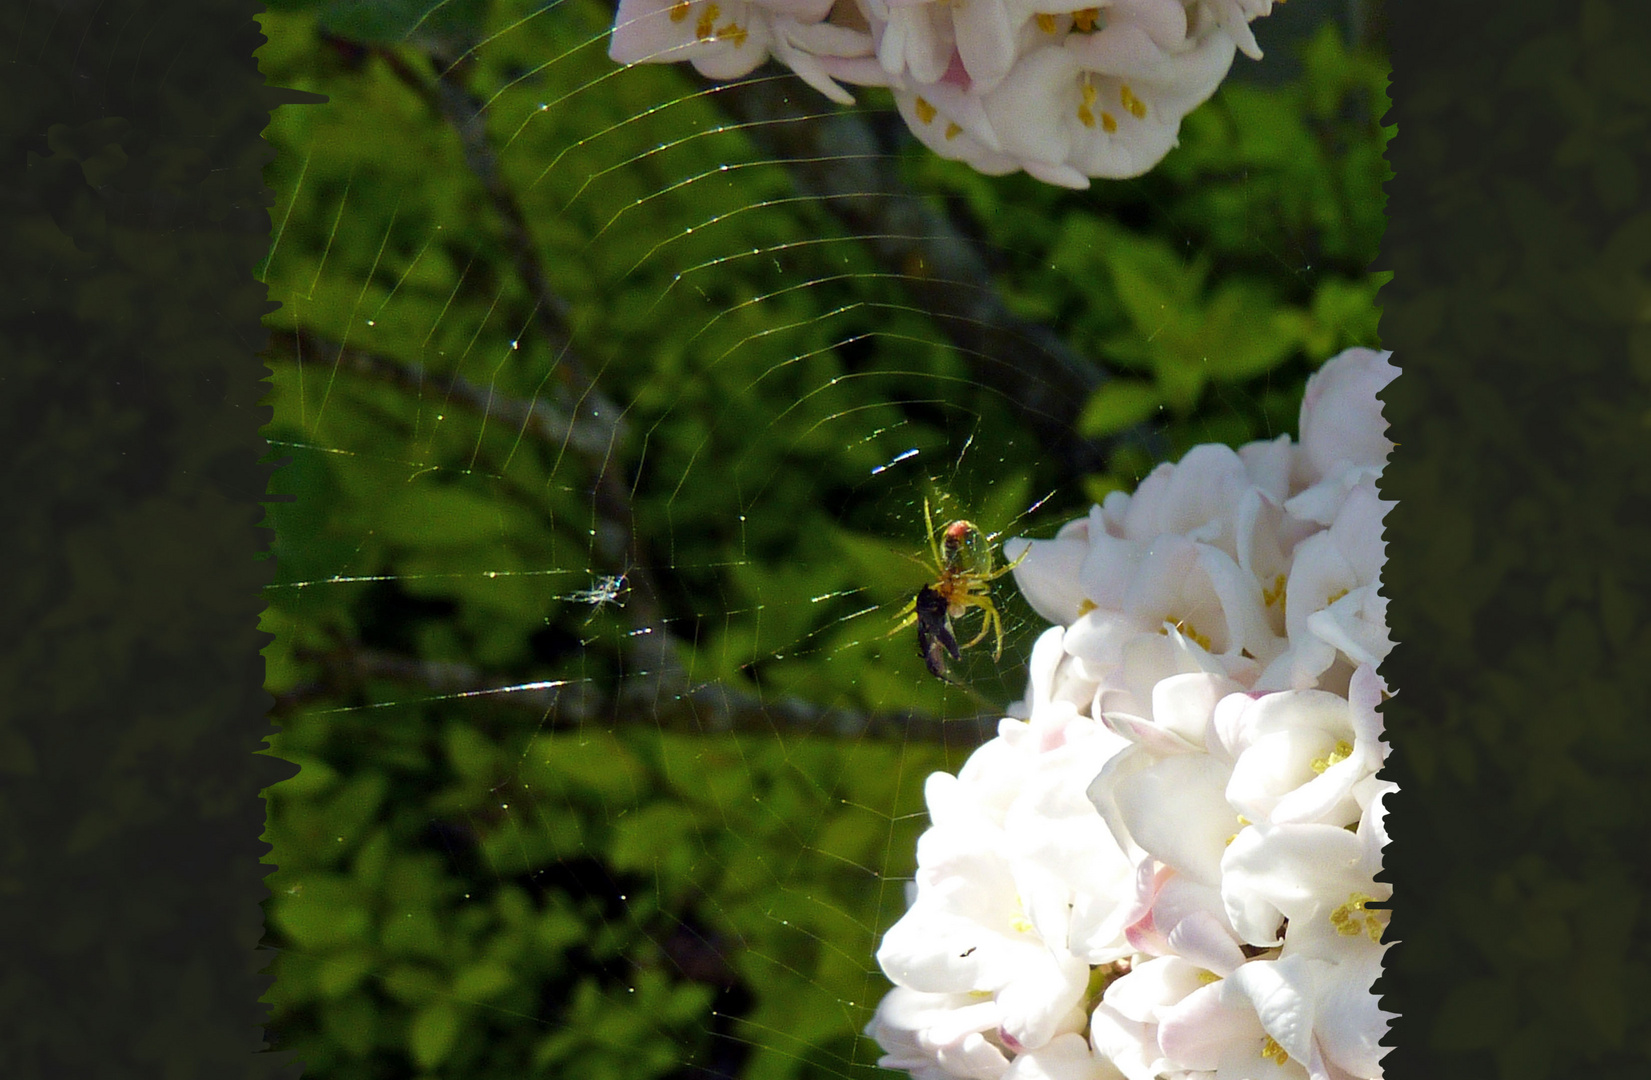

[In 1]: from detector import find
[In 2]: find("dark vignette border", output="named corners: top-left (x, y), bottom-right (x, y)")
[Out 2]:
top-left (2, 0), bottom-right (306, 1074)
top-left (1379, 2), bottom-right (1651, 1079)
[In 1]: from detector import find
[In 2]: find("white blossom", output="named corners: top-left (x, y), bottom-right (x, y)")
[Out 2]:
top-left (611, 0), bottom-right (1293, 184)
top-left (870, 350), bottom-right (1394, 1080)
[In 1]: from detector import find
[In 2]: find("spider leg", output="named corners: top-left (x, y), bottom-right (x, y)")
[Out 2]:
top-left (973, 541), bottom-right (1032, 583)
top-left (958, 602), bottom-right (995, 650)
top-left (885, 612), bottom-right (918, 640)
top-left (922, 496), bottom-right (944, 571)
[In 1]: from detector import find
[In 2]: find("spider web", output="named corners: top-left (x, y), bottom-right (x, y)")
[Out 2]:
top-left (256, 1), bottom-right (1387, 1077)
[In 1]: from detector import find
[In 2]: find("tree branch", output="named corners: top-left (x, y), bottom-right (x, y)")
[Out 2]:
top-left (373, 43), bottom-right (683, 682)
top-left (274, 641), bottom-right (998, 749)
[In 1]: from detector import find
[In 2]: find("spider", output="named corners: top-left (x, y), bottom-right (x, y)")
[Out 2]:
top-left (889, 497), bottom-right (1029, 679)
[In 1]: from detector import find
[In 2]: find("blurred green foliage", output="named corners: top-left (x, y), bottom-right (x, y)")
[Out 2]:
top-left (257, 2), bottom-right (1388, 1077)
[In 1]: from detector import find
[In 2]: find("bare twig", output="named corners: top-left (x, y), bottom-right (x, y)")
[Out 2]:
top-left (274, 642), bottom-right (998, 749)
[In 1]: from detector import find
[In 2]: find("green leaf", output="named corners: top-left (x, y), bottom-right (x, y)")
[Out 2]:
top-left (273, 874), bottom-right (372, 950)
top-left (408, 1000), bottom-right (463, 1070)
top-left (316, 948), bottom-right (378, 998)
top-left (1077, 380), bottom-right (1163, 437)
top-left (451, 963), bottom-right (515, 1001)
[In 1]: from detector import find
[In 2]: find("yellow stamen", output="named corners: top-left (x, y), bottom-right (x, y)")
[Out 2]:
top-left (1077, 598), bottom-right (1098, 615)
top-left (695, 2), bottom-right (719, 39)
top-left (1263, 572), bottom-right (1287, 608)
top-left (1261, 1036), bottom-right (1289, 1064)
top-left (1160, 618), bottom-right (1212, 652)
top-left (944, 121), bottom-right (962, 140)
top-left (1197, 970), bottom-right (1222, 985)
top-left (914, 96), bottom-right (937, 124)
top-left (670, 0), bottom-right (691, 21)
top-left (1077, 78), bottom-right (1098, 128)
top-left (1120, 83), bottom-right (1147, 119)
top-left (1073, 7), bottom-right (1099, 31)
top-left (1311, 740), bottom-right (1354, 775)
top-left (1101, 111), bottom-right (1117, 133)
top-left (717, 19), bottom-right (747, 45)
top-left (1330, 893), bottom-right (1386, 941)
top-left (1326, 587), bottom-right (1350, 605)
top-left (1035, 12), bottom-right (1058, 32)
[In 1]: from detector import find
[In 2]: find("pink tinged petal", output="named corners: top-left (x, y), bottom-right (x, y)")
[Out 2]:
top-left (1165, 909), bottom-right (1248, 976)
top-left (1100, 709), bottom-right (1203, 756)
top-left (1298, 349), bottom-right (1398, 483)
top-left (1131, 873), bottom-right (1245, 972)
top-left (1157, 980), bottom-right (1265, 1070)
top-left (1115, 752), bottom-right (1236, 887)
top-left (1005, 1032), bottom-right (1125, 1080)
top-left (952, 0), bottom-right (1018, 91)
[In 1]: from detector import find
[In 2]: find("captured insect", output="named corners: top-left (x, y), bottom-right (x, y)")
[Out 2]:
top-left (889, 497), bottom-right (1029, 680)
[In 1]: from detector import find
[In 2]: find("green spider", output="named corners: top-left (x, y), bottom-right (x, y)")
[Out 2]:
top-left (889, 497), bottom-right (1029, 679)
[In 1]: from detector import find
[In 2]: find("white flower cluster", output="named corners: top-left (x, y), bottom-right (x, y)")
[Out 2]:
top-left (867, 347), bottom-right (1397, 1080)
top-left (608, 0), bottom-right (1283, 187)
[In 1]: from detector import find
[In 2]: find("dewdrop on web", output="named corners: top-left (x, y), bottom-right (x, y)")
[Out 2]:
top-left (608, 0), bottom-right (1288, 186)
top-left (864, 348), bottom-right (1397, 1080)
